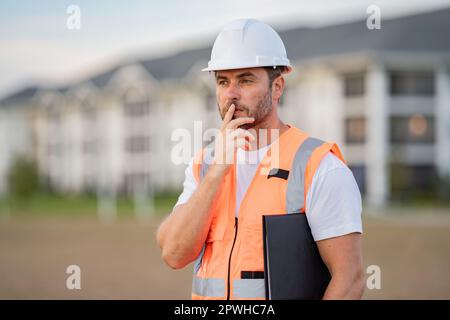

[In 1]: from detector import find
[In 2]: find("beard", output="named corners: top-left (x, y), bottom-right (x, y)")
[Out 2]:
top-left (219, 89), bottom-right (273, 130)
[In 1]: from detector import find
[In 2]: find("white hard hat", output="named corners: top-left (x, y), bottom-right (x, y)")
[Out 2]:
top-left (203, 19), bottom-right (292, 73)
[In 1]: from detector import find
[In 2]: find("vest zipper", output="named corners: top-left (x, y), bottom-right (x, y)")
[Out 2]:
top-left (226, 217), bottom-right (238, 300)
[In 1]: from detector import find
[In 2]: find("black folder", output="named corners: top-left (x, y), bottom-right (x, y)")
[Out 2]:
top-left (262, 213), bottom-right (331, 300)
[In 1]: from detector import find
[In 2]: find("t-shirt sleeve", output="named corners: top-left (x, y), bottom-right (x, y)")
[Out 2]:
top-left (305, 153), bottom-right (363, 241)
top-left (174, 157), bottom-right (198, 208)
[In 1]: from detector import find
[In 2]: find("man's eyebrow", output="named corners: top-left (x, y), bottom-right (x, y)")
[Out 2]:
top-left (216, 72), bottom-right (257, 80)
top-left (236, 72), bottom-right (256, 78)
top-left (216, 74), bottom-right (228, 80)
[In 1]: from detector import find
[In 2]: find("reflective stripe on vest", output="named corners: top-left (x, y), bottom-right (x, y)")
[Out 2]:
top-left (286, 137), bottom-right (324, 214)
top-left (233, 279), bottom-right (265, 299)
top-left (192, 276), bottom-right (266, 299)
top-left (192, 276), bottom-right (225, 297)
top-left (192, 277), bottom-right (265, 299)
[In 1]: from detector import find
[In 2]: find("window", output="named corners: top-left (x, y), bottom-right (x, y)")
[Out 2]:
top-left (125, 136), bottom-right (150, 153)
top-left (343, 73), bottom-right (365, 97)
top-left (345, 117), bottom-right (366, 143)
top-left (124, 101), bottom-right (150, 117)
top-left (390, 71), bottom-right (434, 95)
top-left (390, 115), bottom-right (435, 143)
top-left (390, 164), bottom-right (437, 200)
top-left (123, 88), bottom-right (150, 117)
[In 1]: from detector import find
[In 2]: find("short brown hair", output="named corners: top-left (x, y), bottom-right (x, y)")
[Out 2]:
top-left (264, 66), bottom-right (285, 88)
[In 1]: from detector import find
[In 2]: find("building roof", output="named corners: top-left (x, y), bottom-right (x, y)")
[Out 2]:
top-left (140, 47), bottom-right (210, 81)
top-left (282, 7), bottom-right (450, 61)
top-left (0, 86), bottom-right (40, 106)
top-left (84, 7), bottom-right (450, 85)
top-left (90, 66), bottom-right (121, 88)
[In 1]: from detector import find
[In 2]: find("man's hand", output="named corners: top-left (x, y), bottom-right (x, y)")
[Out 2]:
top-left (213, 104), bottom-right (255, 174)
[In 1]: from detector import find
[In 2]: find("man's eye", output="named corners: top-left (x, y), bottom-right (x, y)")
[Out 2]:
top-left (241, 79), bottom-right (253, 84)
top-left (218, 80), bottom-right (228, 86)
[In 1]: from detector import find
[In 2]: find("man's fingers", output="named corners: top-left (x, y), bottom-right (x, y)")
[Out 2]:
top-left (226, 116), bottom-right (255, 129)
top-left (221, 104), bottom-right (235, 129)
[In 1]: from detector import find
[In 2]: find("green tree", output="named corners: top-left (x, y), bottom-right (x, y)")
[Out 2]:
top-left (8, 155), bottom-right (39, 199)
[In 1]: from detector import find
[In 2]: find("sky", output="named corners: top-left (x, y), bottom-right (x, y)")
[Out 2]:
top-left (1, 0), bottom-right (450, 98)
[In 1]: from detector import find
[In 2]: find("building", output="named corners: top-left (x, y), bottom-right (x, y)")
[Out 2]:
top-left (1, 8), bottom-right (449, 207)
top-left (0, 87), bottom-right (39, 194)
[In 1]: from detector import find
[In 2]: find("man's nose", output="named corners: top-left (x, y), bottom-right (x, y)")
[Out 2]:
top-left (224, 82), bottom-right (241, 101)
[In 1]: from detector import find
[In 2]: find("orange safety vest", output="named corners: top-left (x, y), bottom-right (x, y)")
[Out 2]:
top-left (191, 125), bottom-right (345, 300)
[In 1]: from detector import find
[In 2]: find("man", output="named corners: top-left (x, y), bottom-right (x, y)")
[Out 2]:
top-left (157, 19), bottom-right (364, 300)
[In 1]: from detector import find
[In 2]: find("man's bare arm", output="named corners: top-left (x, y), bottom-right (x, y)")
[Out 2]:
top-left (317, 232), bottom-right (365, 299)
top-left (156, 165), bottom-right (227, 269)
top-left (156, 105), bottom-right (255, 270)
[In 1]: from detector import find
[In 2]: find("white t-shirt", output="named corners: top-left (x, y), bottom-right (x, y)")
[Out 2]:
top-left (174, 147), bottom-right (363, 241)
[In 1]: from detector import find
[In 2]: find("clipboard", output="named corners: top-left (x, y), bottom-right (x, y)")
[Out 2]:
top-left (262, 213), bottom-right (331, 300)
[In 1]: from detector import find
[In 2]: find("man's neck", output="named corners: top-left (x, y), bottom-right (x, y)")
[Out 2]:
top-left (250, 118), bottom-right (289, 149)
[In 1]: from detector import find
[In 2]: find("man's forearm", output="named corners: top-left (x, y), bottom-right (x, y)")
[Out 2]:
top-left (157, 165), bottom-right (228, 269)
top-left (322, 271), bottom-right (365, 299)
top-left (317, 233), bottom-right (364, 300)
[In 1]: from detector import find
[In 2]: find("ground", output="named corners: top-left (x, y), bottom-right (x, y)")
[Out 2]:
top-left (0, 206), bottom-right (449, 299)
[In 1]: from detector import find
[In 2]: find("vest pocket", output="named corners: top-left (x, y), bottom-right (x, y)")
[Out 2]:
top-left (240, 222), bottom-right (265, 271)
top-left (206, 214), bottom-right (227, 242)
top-left (200, 215), bottom-right (228, 277)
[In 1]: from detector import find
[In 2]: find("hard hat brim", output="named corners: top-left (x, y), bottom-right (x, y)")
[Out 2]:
top-left (202, 65), bottom-right (292, 74)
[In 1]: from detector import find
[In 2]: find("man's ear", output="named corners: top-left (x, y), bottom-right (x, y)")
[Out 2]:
top-left (272, 76), bottom-right (285, 102)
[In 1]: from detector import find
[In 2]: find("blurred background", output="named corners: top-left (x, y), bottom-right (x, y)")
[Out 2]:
top-left (0, 0), bottom-right (450, 299)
